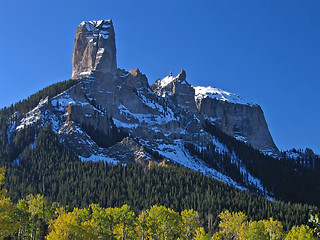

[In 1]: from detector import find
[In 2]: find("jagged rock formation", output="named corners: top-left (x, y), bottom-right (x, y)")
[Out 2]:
top-left (12, 19), bottom-right (281, 195)
top-left (153, 70), bottom-right (198, 113)
top-left (72, 20), bottom-right (117, 79)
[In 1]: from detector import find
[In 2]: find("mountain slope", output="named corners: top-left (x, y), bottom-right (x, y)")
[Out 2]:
top-left (1, 19), bottom-right (320, 207)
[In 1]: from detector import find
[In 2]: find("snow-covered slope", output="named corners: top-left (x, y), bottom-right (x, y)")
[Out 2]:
top-left (194, 86), bottom-right (253, 106)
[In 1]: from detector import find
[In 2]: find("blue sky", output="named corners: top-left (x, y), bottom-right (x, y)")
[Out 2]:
top-left (0, 0), bottom-right (319, 153)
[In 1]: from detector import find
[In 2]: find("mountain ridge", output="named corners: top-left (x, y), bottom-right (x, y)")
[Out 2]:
top-left (2, 19), bottom-right (320, 204)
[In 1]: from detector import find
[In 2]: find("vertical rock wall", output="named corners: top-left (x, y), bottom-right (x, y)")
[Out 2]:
top-left (71, 20), bottom-right (117, 79)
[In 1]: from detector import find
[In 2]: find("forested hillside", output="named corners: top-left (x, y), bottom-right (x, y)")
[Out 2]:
top-left (1, 167), bottom-right (319, 239)
top-left (0, 79), bottom-right (320, 239)
top-left (0, 126), bottom-right (317, 233)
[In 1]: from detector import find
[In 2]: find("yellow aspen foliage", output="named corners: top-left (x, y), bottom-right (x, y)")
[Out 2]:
top-left (245, 220), bottom-right (268, 240)
top-left (148, 161), bottom-right (156, 168)
top-left (263, 218), bottom-right (284, 240)
top-left (0, 196), bottom-right (18, 239)
top-left (158, 160), bottom-right (168, 167)
top-left (180, 209), bottom-right (201, 240)
top-left (136, 210), bottom-right (148, 240)
top-left (145, 205), bottom-right (181, 239)
top-left (285, 225), bottom-right (315, 240)
top-left (46, 211), bottom-right (97, 240)
top-left (216, 210), bottom-right (247, 239)
top-left (113, 204), bottom-right (137, 239)
top-left (192, 227), bottom-right (211, 240)
top-left (0, 166), bottom-right (7, 199)
top-left (0, 167), bottom-right (19, 239)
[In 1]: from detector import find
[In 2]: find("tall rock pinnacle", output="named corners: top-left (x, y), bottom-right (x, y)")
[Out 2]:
top-left (71, 20), bottom-right (117, 79)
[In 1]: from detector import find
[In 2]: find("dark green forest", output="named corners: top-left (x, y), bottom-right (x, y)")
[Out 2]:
top-left (202, 120), bottom-right (320, 206)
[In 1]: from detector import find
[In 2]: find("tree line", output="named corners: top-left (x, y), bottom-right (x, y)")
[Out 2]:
top-left (0, 167), bottom-right (319, 239)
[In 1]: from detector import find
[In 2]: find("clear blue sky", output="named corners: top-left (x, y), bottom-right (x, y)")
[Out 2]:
top-left (0, 0), bottom-right (319, 154)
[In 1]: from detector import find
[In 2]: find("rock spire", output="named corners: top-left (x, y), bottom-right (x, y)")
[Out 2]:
top-left (71, 20), bottom-right (117, 79)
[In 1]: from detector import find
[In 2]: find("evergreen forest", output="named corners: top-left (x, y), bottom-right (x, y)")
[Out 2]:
top-left (1, 166), bottom-right (320, 239)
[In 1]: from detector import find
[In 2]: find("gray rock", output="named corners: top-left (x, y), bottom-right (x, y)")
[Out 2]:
top-left (71, 20), bottom-right (117, 79)
top-left (197, 97), bottom-right (278, 152)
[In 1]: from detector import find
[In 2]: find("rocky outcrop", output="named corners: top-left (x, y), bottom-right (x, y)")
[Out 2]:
top-left (154, 70), bottom-right (198, 113)
top-left (197, 97), bottom-right (277, 152)
top-left (71, 20), bottom-right (117, 79)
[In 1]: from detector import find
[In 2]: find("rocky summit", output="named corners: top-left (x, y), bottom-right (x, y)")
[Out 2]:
top-left (13, 19), bottom-right (280, 194)
top-left (72, 20), bottom-right (117, 79)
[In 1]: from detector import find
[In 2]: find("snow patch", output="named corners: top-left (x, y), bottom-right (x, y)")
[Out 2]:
top-left (51, 97), bottom-right (75, 111)
top-left (159, 75), bottom-right (175, 87)
top-left (16, 97), bottom-right (49, 130)
top-left (212, 136), bottom-right (228, 153)
top-left (155, 139), bottom-right (245, 190)
top-left (113, 118), bottom-right (138, 129)
top-left (194, 86), bottom-right (253, 106)
top-left (117, 104), bottom-right (177, 125)
top-left (79, 153), bottom-right (118, 164)
top-left (285, 151), bottom-right (300, 160)
top-left (97, 48), bottom-right (105, 54)
top-left (234, 135), bottom-right (247, 143)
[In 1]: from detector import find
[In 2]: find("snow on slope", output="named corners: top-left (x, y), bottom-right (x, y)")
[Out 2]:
top-left (159, 74), bottom-right (175, 87)
top-left (79, 153), bottom-right (118, 164)
top-left (117, 103), bottom-right (177, 126)
top-left (153, 139), bottom-right (246, 190)
top-left (194, 86), bottom-right (253, 106)
top-left (16, 97), bottom-right (49, 130)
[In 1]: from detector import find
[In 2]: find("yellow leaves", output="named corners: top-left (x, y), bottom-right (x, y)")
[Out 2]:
top-left (45, 204), bottom-right (202, 240)
top-left (181, 209), bottom-right (201, 240)
top-left (148, 161), bottom-right (156, 168)
top-left (216, 210), bottom-right (247, 239)
top-left (263, 217), bottom-right (284, 240)
top-left (244, 218), bottom-right (284, 240)
top-left (113, 204), bottom-right (137, 239)
top-left (215, 210), bottom-right (285, 240)
top-left (192, 227), bottom-right (211, 240)
top-left (158, 160), bottom-right (168, 167)
top-left (0, 167), bottom-right (19, 238)
top-left (47, 211), bottom-right (90, 240)
top-left (144, 205), bottom-right (181, 239)
top-left (0, 166), bottom-right (7, 200)
top-left (136, 210), bottom-right (148, 240)
top-left (47, 206), bottom-right (100, 240)
top-left (245, 220), bottom-right (268, 240)
top-left (47, 204), bottom-right (138, 240)
top-left (285, 225), bottom-right (315, 240)
top-left (0, 197), bottom-right (19, 239)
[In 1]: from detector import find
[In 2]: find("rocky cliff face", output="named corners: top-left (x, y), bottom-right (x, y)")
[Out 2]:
top-left (13, 19), bottom-right (280, 195)
top-left (153, 70), bottom-right (198, 113)
top-left (72, 20), bottom-right (117, 79)
top-left (194, 87), bottom-right (277, 152)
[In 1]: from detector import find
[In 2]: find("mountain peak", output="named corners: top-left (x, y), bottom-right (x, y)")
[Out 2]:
top-left (71, 19), bottom-right (117, 79)
top-left (177, 69), bottom-right (186, 81)
top-left (129, 68), bottom-right (141, 76)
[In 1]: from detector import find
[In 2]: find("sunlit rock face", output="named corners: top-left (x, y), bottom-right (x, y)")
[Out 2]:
top-left (195, 95), bottom-right (277, 152)
top-left (71, 20), bottom-right (117, 79)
